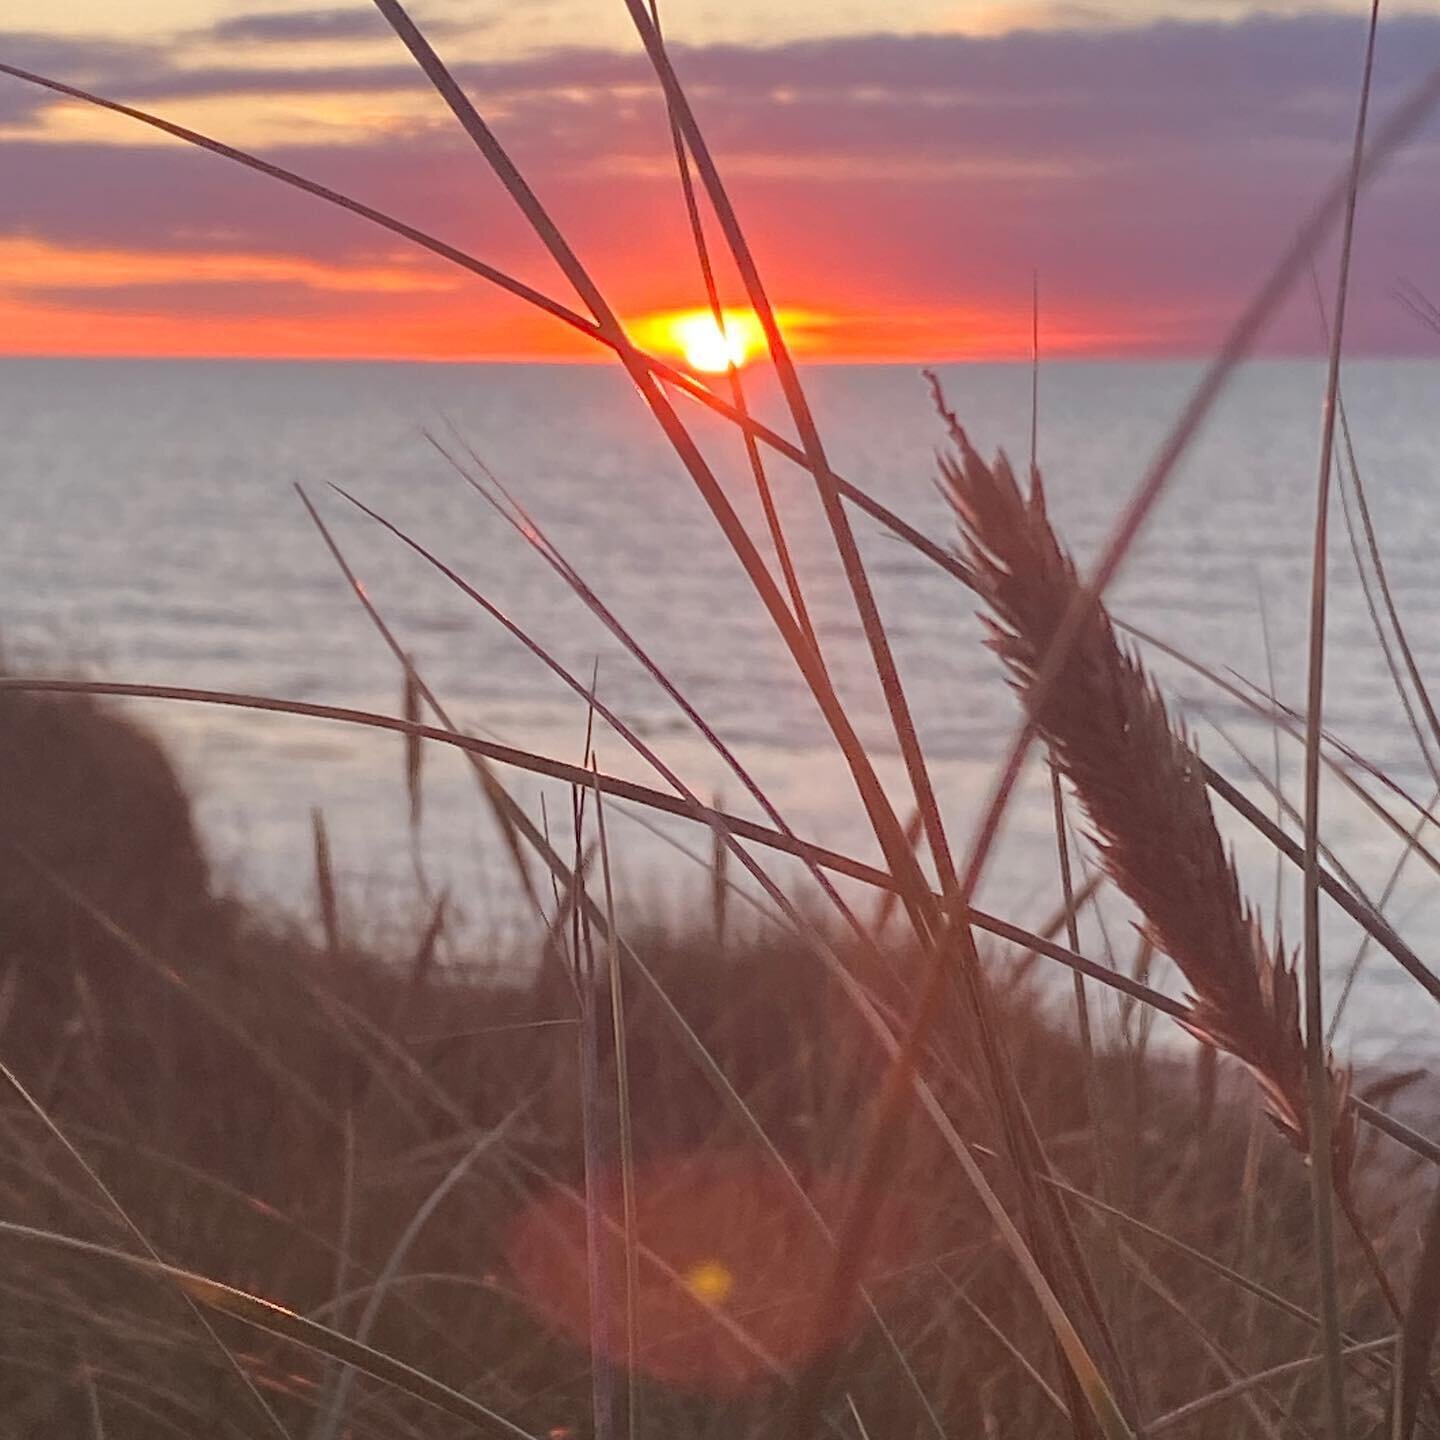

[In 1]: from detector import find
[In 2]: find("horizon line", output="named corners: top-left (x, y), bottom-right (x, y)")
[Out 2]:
top-left (4, 347), bottom-right (1439, 366)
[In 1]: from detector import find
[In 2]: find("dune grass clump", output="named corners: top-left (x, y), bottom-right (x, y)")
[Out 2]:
top-left (0, 664), bottom-right (1429, 1439)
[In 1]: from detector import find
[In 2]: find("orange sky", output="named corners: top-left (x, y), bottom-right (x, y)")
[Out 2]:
top-left (0, 287), bottom-right (1159, 366)
top-left (2, 5), bottom-right (1438, 362)
top-left (0, 234), bottom-right (1152, 366)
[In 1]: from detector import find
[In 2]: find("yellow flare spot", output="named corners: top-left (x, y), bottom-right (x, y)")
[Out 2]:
top-left (682, 1259), bottom-right (735, 1305)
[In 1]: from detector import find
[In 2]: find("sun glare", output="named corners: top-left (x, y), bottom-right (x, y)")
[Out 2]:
top-left (675, 311), bottom-right (756, 372)
top-left (633, 308), bottom-right (768, 373)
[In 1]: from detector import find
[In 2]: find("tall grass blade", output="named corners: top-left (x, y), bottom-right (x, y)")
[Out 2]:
top-left (589, 760), bottom-right (639, 1440)
top-left (1301, 7), bottom-right (1383, 1428)
top-left (643, 0), bottom-right (820, 658)
top-left (0, 1060), bottom-right (294, 1438)
top-left (622, 0), bottom-right (963, 921)
top-left (710, 790), bottom-right (729, 945)
top-left (0, 1220), bottom-right (540, 1437)
top-left (312, 1118), bottom-right (518, 1440)
top-left (1395, 1185), bottom-right (1440, 1440)
top-left (312, 808), bottom-right (342, 959)
top-left (296, 486), bottom-right (543, 922)
top-left (569, 747), bottom-right (619, 1440)
top-left (402, 658), bottom-right (424, 836)
top-left (367, 0), bottom-right (940, 949)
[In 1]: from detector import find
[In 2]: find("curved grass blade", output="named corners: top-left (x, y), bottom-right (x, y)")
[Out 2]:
top-left (1299, 7), bottom-right (1384, 1425)
top-left (1148, 1337), bottom-right (1396, 1436)
top-left (0, 1220), bottom-right (540, 1438)
top-left (296, 486), bottom-right (545, 922)
top-left (312, 1116), bottom-right (519, 1440)
top-left (0, 1060), bottom-right (294, 1439)
top-left (1395, 1185), bottom-right (1440, 1440)
top-left (3, 675), bottom-right (1437, 1172)
top-left (1116, 632), bottom-right (1440, 1007)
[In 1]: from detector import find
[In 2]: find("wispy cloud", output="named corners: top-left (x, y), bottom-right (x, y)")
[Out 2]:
top-left (200, 6), bottom-right (481, 46)
top-left (205, 8), bottom-right (408, 45)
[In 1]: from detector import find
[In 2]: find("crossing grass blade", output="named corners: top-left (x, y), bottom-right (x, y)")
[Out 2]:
top-left (1395, 1185), bottom-right (1440, 1440)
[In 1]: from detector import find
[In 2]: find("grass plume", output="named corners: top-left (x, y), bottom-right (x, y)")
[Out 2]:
top-left (941, 422), bottom-right (1357, 1187)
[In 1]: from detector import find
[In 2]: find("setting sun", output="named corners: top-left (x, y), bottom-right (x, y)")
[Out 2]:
top-left (674, 311), bottom-right (762, 372)
top-left (632, 308), bottom-right (769, 373)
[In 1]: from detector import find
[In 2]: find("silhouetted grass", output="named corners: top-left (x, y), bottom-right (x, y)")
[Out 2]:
top-left (2, 3), bottom-right (1440, 1436)
top-left (0, 677), bottom-right (1430, 1438)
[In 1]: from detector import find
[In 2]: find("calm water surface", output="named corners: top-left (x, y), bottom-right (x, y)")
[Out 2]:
top-left (3, 357), bottom-right (1438, 1060)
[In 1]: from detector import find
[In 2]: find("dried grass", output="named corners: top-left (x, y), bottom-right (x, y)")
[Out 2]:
top-left (942, 428), bottom-right (1356, 1187)
top-left (2, 5), bottom-right (1440, 1434)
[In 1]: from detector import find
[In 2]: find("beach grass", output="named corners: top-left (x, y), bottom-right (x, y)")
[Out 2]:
top-left (2, 2), bottom-right (1440, 1436)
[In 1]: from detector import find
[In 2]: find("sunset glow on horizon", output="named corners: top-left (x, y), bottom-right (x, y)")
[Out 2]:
top-left (1, 4), bottom-right (1436, 362)
top-left (668, 310), bottom-right (763, 374)
top-left (630, 308), bottom-right (794, 374)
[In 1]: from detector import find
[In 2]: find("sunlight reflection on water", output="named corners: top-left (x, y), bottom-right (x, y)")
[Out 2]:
top-left (3, 355), bottom-right (1439, 1060)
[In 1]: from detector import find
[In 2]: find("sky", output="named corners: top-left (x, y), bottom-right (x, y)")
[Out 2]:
top-left (2, 1), bottom-right (1438, 362)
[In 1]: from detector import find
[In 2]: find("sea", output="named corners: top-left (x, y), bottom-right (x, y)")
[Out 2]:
top-left (3, 355), bottom-right (1439, 1062)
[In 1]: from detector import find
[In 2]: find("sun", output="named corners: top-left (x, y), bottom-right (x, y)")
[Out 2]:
top-left (672, 311), bottom-right (759, 372)
top-left (632, 308), bottom-right (768, 373)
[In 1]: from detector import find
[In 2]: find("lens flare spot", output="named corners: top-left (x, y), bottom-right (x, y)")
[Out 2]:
top-left (683, 1259), bottom-right (735, 1305)
top-left (505, 1151), bottom-right (919, 1394)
